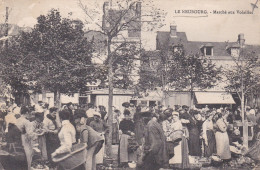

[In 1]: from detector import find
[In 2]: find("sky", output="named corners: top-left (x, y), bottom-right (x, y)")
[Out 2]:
top-left (0, 0), bottom-right (259, 50)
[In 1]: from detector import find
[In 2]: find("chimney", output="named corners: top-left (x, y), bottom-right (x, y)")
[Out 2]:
top-left (238, 33), bottom-right (245, 47)
top-left (136, 2), bottom-right (141, 16)
top-left (103, 2), bottom-right (109, 14)
top-left (170, 22), bottom-right (177, 37)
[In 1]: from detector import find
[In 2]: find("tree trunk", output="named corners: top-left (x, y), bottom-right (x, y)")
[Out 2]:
top-left (54, 89), bottom-right (61, 109)
top-left (42, 86), bottom-right (47, 103)
top-left (107, 37), bottom-right (113, 157)
top-left (241, 71), bottom-right (248, 148)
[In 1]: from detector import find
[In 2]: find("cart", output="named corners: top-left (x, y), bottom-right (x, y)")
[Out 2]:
top-left (52, 143), bottom-right (87, 170)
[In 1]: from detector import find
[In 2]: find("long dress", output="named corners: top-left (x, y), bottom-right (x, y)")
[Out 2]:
top-left (162, 119), bottom-right (175, 156)
top-left (169, 120), bottom-right (183, 164)
top-left (112, 112), bottom-right (119, 144)
top-left (215, 118), bottom-right (231, 160)
top-left (118, 119), bottom-right (137, 164)
top-left (89, 120), bottom-right (108, 164)
top-left (202, 119), bottom-right (216, 157)
top-left (187, 116), bottom-right (202, 156)
top-left (133, 112), bottom-right (145, 145)
top-left (166, 119), bottom-right (190, 169)
top-left (16, 116), bottom-right (35, 170)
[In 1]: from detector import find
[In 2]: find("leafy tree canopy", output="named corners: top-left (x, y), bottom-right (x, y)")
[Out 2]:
top-left (1, 9), bottom-right (95, 94)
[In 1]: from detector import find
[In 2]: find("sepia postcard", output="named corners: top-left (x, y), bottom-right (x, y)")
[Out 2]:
top-left (0, 0), bottom-right (260, 170)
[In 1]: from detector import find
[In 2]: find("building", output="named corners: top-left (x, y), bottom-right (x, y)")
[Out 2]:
top-left (153, 23), bottom-right (260, 108)
top-left (102, 1), bottom-right (142, 84)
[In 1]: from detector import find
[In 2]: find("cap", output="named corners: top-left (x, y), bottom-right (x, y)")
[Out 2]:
top-left (172, 111), bottom-right (179, 117)
top-left (93, 111), bottom-right (101, 117)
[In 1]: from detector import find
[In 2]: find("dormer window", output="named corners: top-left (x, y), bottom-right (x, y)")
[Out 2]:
top-left (226, 44), bottom-right (240, 57)
top-left (205, 47), bottom-right (212, 56)
top-left (231, 47), bottom-right (240, 57)
top-left (201, 43), bottom-right (214, 56)
top-left (172, 44), bottom-right (183, 54)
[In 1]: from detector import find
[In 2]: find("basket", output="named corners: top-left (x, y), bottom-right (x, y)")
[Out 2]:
top-left (52, 143), bottom-right (87, 170)
top-left (170, 130), bottom-right (183, 143)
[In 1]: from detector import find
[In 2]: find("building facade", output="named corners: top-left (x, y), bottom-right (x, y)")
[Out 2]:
top-left (153, 23), bottom-right (260, 108)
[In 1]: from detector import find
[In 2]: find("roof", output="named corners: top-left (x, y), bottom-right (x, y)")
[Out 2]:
top-left (84, 30), bottom-right (107, 53)
top-left (156, 29), bottom-right (260, 57)
top-left (156, 31), bottom-right (187, 50)
top-left (0, 24), bottom-right (32, 39)
top-left (91, 88), bottom-right (134, 95)
top-left (184, 41), bottom-right (232, 56)
top-left (102, 3), bottom-right (141, 38)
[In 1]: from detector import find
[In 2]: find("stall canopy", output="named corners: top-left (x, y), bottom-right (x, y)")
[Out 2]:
top-left (195, 92), bottom-right (235, 104)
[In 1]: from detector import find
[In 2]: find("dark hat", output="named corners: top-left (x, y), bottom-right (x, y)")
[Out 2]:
top-left (74, 109), bottom-right (87, 120)
top-left (122, 102), bottom-right (130, 108)
top-left (189, 109), bottom-right (199, 115)
top-left (123, 109), bottom-right (131, 116)
top-left (49, 107), bottom-right (58, 113)
top-left (182, 105), bottom-right (189, 109)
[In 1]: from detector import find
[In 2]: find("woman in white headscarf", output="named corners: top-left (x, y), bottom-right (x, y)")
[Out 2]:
top-left (213, 112), bottom-right (231, 160)
top-left (169, 111), bottom-right (189, 169)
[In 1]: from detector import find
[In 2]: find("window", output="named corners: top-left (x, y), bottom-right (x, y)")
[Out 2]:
top-left (231, 48), bottom-right (240, 57)
top-left (205, 47), bottom-right (212, 56)
top-left (173, 45), bottom-right (183, 53)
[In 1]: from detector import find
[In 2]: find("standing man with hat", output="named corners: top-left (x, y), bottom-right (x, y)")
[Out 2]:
top-left (89, 111), bottom-right (108, 164)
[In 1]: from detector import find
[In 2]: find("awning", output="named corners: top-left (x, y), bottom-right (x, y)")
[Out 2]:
top-left (195, 92), bottom-right (235, 104)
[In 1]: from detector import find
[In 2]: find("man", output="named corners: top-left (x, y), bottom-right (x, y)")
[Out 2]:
top-left (75, 112), bottom-right (104, 170)
top-left (86, 103), bottom-right (96, 125)
top-left (143, 113), bottom-right (168, 170)
top-left (67, 102), bottom-right (76, 127)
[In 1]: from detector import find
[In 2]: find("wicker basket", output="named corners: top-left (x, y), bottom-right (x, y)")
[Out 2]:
top-left (52, 143), bottom-right (87, 170)
top-left (170, 130), bottom-right (183, 143)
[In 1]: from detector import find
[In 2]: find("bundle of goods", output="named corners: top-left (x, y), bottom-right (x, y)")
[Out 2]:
top-left (31, 159), bottom-right (49, 170)
top-left (52, 143), bottom-right (87, 170)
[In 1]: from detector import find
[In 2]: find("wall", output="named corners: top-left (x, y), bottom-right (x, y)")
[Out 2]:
top-left (164, 91), bottom-right (192, 107)
top-left (94, 94), bottom-right (133, 112)
top-left (31, 92), bottom-right (79, 107)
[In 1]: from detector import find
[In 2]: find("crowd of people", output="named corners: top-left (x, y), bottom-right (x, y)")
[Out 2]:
top-left (0, 101), bottom-right (260, 170)
top-left (115, 103), bottom-right (260, 170)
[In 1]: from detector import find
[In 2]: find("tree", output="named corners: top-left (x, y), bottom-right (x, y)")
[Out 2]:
top-left (0, 9), bottom-right (95, 108)
top-left (138, 50), bottom-right (164, 91)
top-left (224, 48), bottom-right (260, 148)
top-left (79, 0), bottom-right (165, 156)
top-left (166, 45), bottom-right (222, 105)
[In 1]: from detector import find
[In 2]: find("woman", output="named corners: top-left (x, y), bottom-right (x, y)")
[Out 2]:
top-left (51, 109), bottom-right (76, 158)
top-left (44, 107), bottom-right (60, 166)
top-left (112, 109), bottom-right (120, 144)
top-left (133, 106), bottom-right (145, 145)
top-left (213, 112), bottom-right (231, 160)
top-left (187, 109), bottom-right (203, 156)
top-left (89, 111), bottom-right (108, 164)
top-left (74, 112), bottom-right (104, 170)
top-left (169, 111), bottom-right (189, 169)
top-left (16, 106), bottom-right (35, 170)
top-left (161, 109), bottom-right (175, 158)
top-left (202, 111), bottom-right (216, 157)
top-left (118, 110), bottom-right (137, 168)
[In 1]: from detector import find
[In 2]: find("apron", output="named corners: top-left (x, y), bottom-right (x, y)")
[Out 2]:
top-left (95, 133), bottom-right (105, 164)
